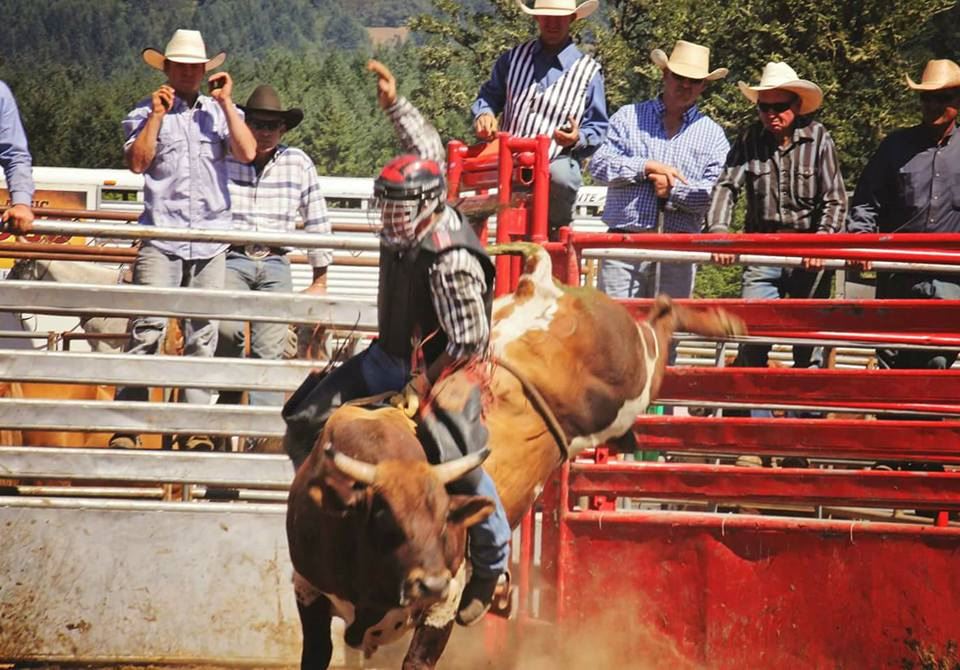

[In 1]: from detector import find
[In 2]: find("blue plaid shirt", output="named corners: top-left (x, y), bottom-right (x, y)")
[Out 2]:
top-left (589, 97), bottom-right (729, 233)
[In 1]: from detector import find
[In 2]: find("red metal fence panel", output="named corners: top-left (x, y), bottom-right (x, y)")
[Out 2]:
top-left (550, 511), bottom-right (960, 670)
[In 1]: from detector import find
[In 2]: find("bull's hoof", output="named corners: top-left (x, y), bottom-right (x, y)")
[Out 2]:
top-left (344, 620), bottom-right (366, 648)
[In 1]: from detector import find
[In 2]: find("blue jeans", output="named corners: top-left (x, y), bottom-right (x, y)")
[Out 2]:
top-left (115, 243), bottom-right (225, 404)
top-left (597, 257), bottom-right (696, 301)
top-left (734, 265), bottom-right (833, 418)
top-left (598, 254), bottom-right (695, 371)
top-left (216, 251), bottom-right (294, 406)
top-left (281, 341), bottom-right (511, 577)
top-left (447, 468), bottom-right (511, 577)
top-left (548, 155), bottom-right (582, 232)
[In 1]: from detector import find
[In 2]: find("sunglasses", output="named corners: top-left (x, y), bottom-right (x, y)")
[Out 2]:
top-left (757, 101), bottom-right (793, 113)
top-left (247, 118), bottom-right (283, 131)
top-left (668, 71), bottom-right (705, 86)
top-left (919, 90), bottom-right (959, 105)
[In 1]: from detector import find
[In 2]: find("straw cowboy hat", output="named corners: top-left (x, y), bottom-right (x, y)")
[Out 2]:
top-left (650, 40), bottom-right (728, 81)
top-left (515, 0), bottom-right (598, 20)
top-left (239, 85), bottom-right (304, 130)
top-left (906, 59), bottom-right (960, 91)
top-left (738, 62), bottom-right (823, 115)
top-left (142, 29), bottom-right (226, 72)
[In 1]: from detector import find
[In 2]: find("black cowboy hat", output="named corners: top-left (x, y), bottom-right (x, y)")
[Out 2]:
top-left (239, 84), bottom-right (304, 130)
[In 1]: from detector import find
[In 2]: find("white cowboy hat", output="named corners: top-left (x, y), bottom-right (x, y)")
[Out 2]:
top-left (738, 61), bottom-right (823, 115)
top-left (906, 59), bottom-right (960, 91)
top-left (142, 29), bottom-right (226, 72)
top-left (650, 40), bottom-right (728, 81)
top-left (515, 0), bottom-right (598, 20)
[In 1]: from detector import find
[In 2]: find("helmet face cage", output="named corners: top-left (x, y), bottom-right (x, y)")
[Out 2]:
top-left (371, 155), bottom-right (445, 249)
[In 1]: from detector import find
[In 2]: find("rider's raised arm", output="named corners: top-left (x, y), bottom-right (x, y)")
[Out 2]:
top-left (368, 59), bottom-right (445, 166)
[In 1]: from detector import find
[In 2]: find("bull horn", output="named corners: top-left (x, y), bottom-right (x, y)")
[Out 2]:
top-left (326, 446), bottom-right (377, 485)
top-left (432, 448), bottom-right (491, 485)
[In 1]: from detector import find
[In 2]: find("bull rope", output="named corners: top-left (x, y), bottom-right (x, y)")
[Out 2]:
top-left (490, 355), bottom-right (570, 464)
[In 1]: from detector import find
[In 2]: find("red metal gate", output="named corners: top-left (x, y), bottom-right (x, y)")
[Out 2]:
top-left (448, 136), bottom-right (960, 669)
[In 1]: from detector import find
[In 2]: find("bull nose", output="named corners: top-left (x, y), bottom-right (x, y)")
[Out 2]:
top-left (421, 573), bottom-right (452, 597)
top-left (405, 569), bottom-right (452, 602)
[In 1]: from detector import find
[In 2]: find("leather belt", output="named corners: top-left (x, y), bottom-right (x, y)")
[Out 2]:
top-left (229, 244), bottom-right (286, 259)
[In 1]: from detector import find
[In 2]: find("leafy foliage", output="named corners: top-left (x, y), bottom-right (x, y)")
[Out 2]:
top-left (2, 0), bottom-right (959, 297)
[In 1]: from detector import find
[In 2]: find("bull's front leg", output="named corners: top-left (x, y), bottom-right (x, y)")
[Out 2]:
top-left (403, 621), bottom-right (454, 670)
top-left (297, 596), bottom-right (333, 670)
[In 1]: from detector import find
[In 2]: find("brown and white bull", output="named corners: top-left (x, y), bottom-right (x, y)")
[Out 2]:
top-left (286, 246), bottom-right (745, 669)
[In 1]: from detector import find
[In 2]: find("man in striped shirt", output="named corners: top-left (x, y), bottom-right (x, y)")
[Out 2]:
top-left (472, 0), bottom-right (608, 236)
top-left (590, 40), bottom-right (729, 302)
top-left (282, 60), bottom-right (510, 627)
top-left (218, 85), bottom-right (331, 410)
top-left (707, 61), bottom-right (847, 374)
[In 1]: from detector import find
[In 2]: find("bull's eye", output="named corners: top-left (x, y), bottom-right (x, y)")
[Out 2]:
top-left (371, 500), bottom-right (405, 550)
top-left (351, 482), bottom-right (367, 491)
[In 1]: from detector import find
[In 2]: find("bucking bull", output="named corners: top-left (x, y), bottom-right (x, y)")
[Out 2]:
top-left (287, 246), bottom-right (745, 669)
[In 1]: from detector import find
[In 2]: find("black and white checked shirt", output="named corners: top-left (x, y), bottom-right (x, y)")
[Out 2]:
top-left (706, 118), bottom-right (847, 234)
top-left (386, 97), bottom-right (490, 359)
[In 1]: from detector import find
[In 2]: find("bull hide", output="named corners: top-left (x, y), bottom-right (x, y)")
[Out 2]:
top-left (286, 245), bottom-right (745, 669)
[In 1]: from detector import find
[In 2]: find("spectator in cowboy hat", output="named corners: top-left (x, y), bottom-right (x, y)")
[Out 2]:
top-left (216, 84), bottom-right (332, 421)
top-left (707, 61), bottom-right (847, 388)
top-left (472, 0), bottom-right (608, 236)
top-left (0, 80), bottom-right (34, 235)
top-left (848, 59), bottom-right (960, 371)
top-left (109, 29), bottom-right (256, 452)
top-left (590, 40), bottom-right (729, 304)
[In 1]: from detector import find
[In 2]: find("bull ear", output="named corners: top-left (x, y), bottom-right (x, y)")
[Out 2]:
top-left (448, 495), bottom-right (495, 529)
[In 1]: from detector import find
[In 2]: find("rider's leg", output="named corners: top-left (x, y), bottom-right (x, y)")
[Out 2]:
top-left (282, 342), bottom-right (410, 470)
top-left (452, 468), bottom-right (511, 626)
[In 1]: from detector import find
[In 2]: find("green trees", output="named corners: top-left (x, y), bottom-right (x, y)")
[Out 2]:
top-left (0, 0), bottom-right (957, 297)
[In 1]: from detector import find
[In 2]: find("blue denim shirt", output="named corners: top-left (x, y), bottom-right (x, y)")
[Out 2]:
top-left (123, 94), bottom-right (238, 260)
top-left (0, 81), bottom-right (34, 206)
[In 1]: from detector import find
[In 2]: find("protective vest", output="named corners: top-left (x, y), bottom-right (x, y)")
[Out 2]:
top-left (502, 39), bottom-right (601, 160)
top-left (377, 209), bottom-right (495, 365)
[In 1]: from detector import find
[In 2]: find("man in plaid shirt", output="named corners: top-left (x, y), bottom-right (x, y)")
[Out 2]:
top-left (218, 84), bottom-right (331, 410)
top-left (589, 40), bottom-right (729, 302)
top-left (282, 60), bottom-right (511, 627)
top-left (707, 61), bottom-right (847, 376)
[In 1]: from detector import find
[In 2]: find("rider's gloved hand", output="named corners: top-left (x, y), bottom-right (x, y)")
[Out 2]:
top-left (390, 373), bottom-right (430, 418)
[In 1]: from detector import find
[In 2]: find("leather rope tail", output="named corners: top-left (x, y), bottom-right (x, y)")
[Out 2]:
top-left (491, 355), bottom-right (570, 464)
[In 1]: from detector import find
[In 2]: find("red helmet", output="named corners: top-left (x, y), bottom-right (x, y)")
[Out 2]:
top-left (373, 155), bottom-right (445, 202)
top-left (372, 155), bottom-right (446, 248)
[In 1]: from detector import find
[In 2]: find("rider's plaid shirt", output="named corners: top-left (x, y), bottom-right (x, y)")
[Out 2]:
top-left (386, 97), bottom-right (490, 359)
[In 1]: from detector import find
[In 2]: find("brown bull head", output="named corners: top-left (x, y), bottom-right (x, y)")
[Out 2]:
top-left (317, 445), bottom-right (495, 608)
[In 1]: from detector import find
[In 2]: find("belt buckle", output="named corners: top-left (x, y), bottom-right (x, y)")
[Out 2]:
top-left (244, 244), bottom-right (271, 259)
